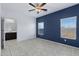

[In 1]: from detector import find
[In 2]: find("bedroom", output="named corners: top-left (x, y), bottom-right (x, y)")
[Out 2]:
top-left (0, 3), bottom-right (79, 56)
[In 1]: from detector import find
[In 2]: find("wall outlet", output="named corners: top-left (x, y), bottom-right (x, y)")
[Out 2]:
top-left (64, 39), bottom-right (67, 42)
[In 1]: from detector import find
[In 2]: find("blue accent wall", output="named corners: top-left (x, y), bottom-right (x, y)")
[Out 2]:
top-left (36, 4), bottom-right (79, 47)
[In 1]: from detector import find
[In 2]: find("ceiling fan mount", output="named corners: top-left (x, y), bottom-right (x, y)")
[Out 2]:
top-left (28, 3), bottom-right (47, 14)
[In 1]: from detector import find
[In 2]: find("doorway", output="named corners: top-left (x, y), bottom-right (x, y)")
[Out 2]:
top-left (1, 17), bottom-right (17, 49)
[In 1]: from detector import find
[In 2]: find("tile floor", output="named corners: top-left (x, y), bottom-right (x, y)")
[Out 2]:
top-left (1, 38), bottom-right (79, 56)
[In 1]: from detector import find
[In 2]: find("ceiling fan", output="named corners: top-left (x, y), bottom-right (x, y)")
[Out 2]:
top-left (28, 3), bottom-right (47, 14)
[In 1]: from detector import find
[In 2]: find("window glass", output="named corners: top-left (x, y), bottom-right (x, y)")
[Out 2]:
top-left (60, 16), bottom-right (77, 40)
top-left (38, 22), bottom-right (44, 35)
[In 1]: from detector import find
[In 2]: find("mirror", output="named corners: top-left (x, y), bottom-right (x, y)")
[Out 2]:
top-left (38, 22), bottom-right (44, 35)
top-left (60, 16), bottom-right (77, 40)
top-left (4, 18), bottom-right (16, 33)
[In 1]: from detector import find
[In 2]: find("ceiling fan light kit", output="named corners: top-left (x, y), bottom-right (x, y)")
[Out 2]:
top-left (28, 3), bottom-right (47, 14)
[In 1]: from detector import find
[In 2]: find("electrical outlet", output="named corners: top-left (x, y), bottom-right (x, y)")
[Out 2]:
top-left (64, 39), bottom-right (67, 42)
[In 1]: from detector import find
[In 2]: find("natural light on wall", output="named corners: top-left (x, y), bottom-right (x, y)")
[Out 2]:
top-left (60, 16), bottom-right (77, 40)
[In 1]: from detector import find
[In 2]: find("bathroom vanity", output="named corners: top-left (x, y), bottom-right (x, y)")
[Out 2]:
top-left (5, 32), bottom-right (17, 41)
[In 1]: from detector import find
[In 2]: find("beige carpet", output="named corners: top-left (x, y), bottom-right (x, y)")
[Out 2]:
top-left (1, 38), bottom-right (79, 56)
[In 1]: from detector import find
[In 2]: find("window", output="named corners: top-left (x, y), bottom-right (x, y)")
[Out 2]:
top-left (60, 16), bottom-right (77, 40)
top-left (38, 22), bottom-right (44, 35)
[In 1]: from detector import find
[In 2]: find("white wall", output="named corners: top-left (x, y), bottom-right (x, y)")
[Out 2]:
top-left (2, 5), bottom-right (36, 41)
top-left (0, 3), bottom-right (1, 56)
top-left (17, 14), bottom-right (36, 41)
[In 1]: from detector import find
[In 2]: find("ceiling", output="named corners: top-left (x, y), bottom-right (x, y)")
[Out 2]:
top-left (2, 3), bottom-right (77, 18)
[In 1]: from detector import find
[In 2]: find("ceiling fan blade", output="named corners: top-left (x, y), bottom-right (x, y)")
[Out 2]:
top-left (29, 3), bottom-right (36, 8)
top-left (28, 9), bottom-right (35, 11)
top-left (40, 3), bottom-right (46, 7)
top-left (41, 9), bottom-right (47, 11)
